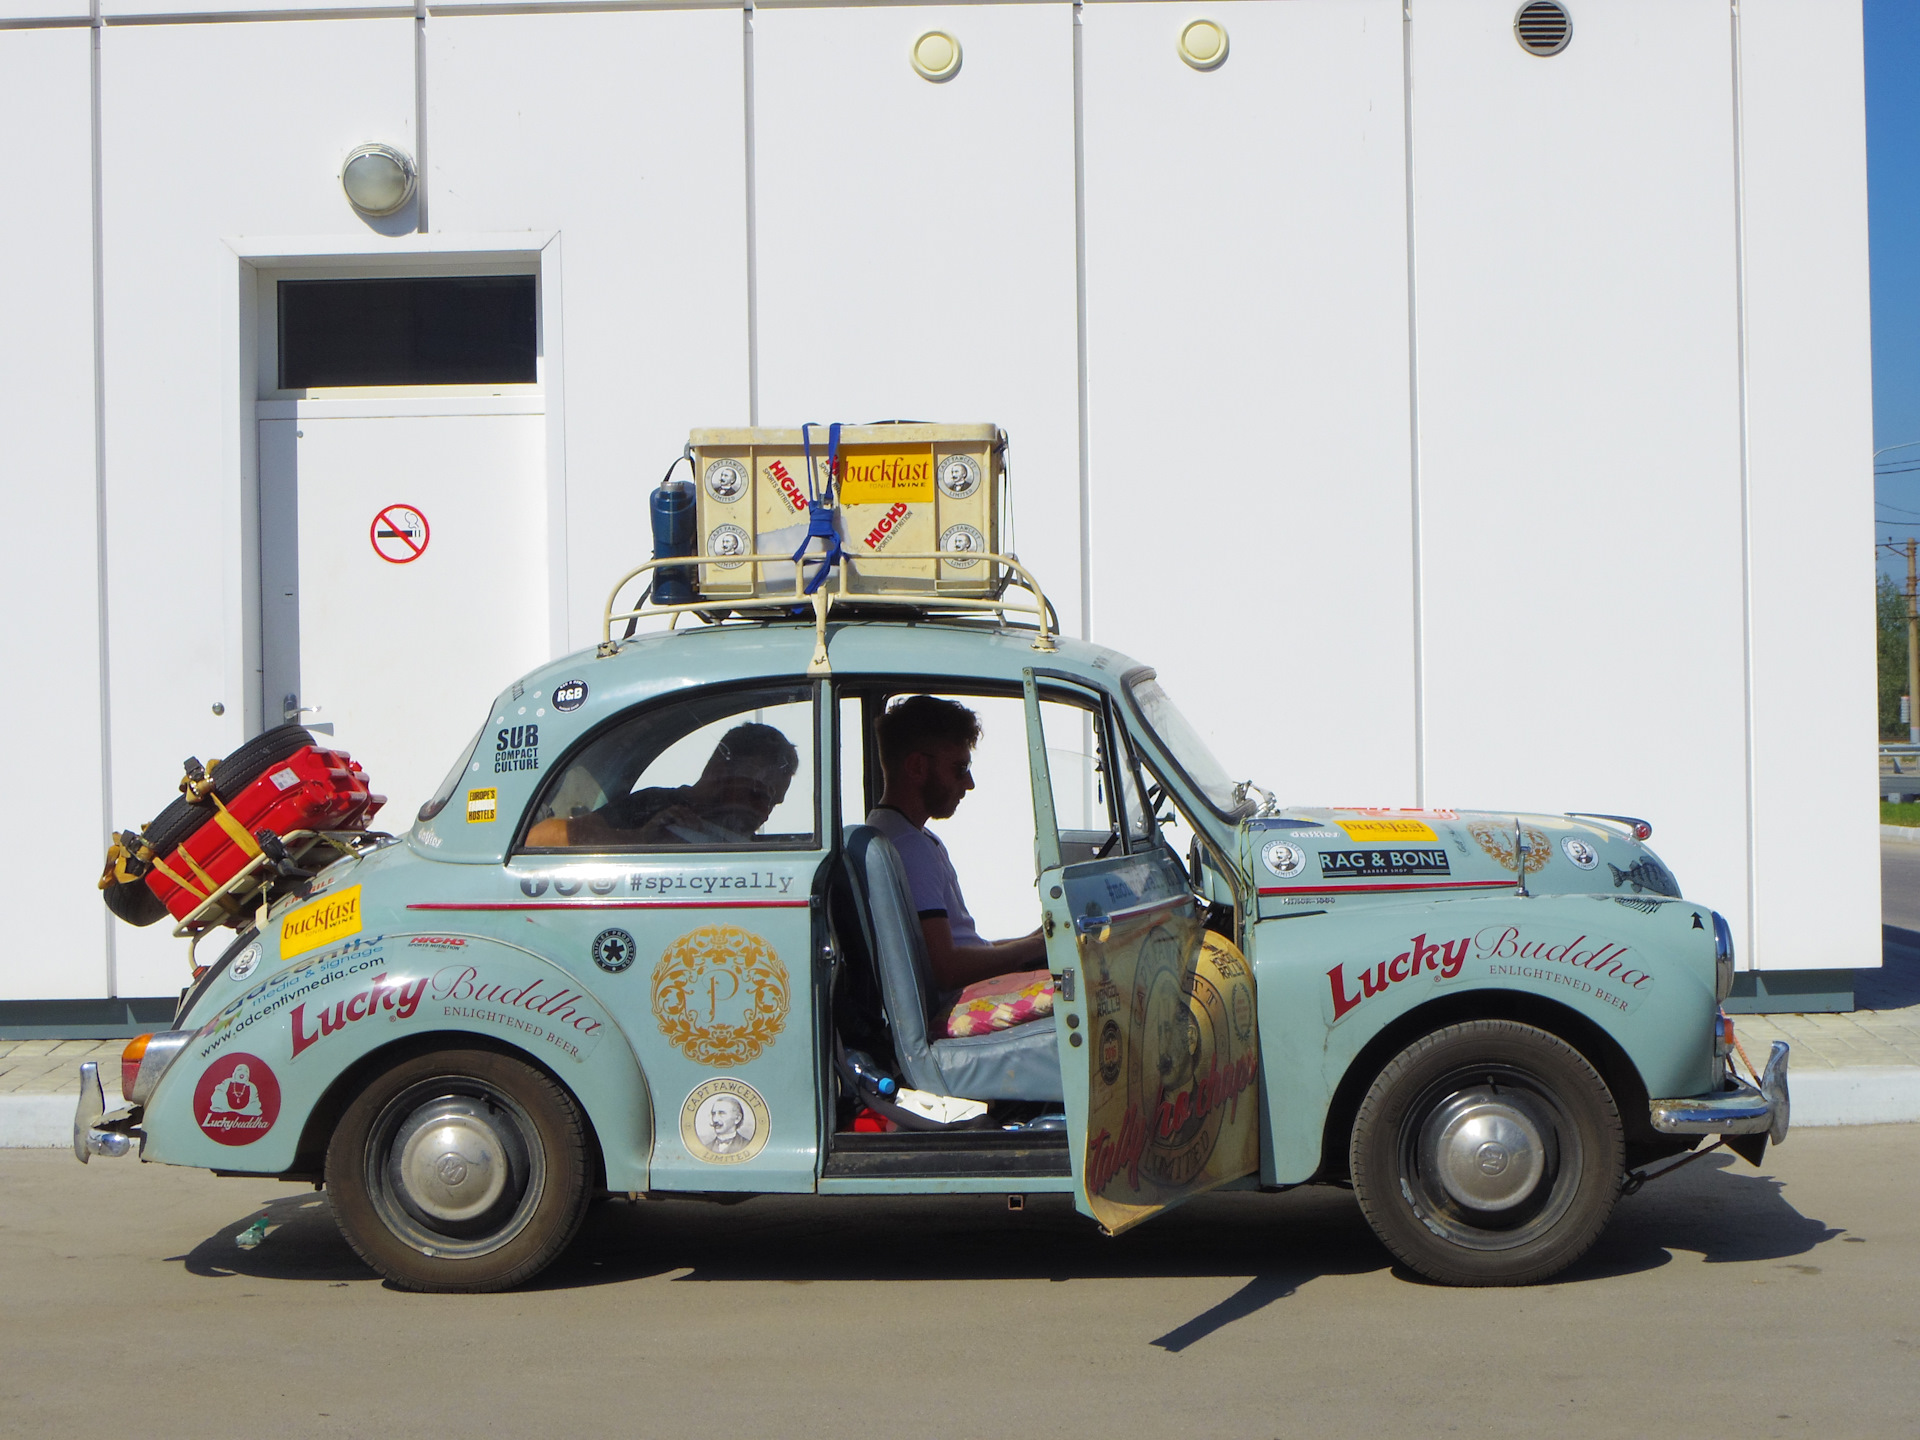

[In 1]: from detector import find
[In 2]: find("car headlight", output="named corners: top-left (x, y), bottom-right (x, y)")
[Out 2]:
top-left (1711, 911), bottom-right (1734, 1002)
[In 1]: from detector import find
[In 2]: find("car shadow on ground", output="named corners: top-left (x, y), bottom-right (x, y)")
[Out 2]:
top-left (171, 1148), bottom-right (1840, 1350)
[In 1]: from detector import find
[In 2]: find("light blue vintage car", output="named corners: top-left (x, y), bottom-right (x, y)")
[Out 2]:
top-left (77, 545), bottom-right (1789, 1293)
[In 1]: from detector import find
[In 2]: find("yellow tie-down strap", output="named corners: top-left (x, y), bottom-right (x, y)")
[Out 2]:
top-left (146, 793), bottom-right (263, 903)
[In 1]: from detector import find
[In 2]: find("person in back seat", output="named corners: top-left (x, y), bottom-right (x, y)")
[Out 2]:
top-left (866, 696), bottom-right (1046, 990)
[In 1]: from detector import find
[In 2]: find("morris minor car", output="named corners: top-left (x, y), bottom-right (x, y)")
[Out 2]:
top-left (80, 425), bottom-right (1788, 1292)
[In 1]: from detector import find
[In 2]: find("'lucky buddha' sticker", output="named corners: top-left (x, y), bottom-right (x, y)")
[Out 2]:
top-left (194, 1053), bottom-right (281, 1146)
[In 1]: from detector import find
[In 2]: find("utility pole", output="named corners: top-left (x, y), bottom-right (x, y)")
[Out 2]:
top-left (1908, 538), bottom-right (1917, 744)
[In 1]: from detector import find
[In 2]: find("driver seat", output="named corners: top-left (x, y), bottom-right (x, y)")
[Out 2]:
top-left (842, 825), bottom-right (1064, 1102)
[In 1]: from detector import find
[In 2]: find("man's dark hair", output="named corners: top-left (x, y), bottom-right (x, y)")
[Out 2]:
top-left (711, 722), bottom-right (800, 777)
top-left (875, 695), bottom-right (982, 775)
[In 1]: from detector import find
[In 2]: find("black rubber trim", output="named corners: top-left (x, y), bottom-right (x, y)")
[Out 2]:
top-left (823, 1129), bottom-right (1070, 1179)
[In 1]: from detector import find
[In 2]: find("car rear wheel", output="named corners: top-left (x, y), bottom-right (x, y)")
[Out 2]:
top-left (326, 1048), bottom-right (592, 1293)
top-left (1349, 1020), bottom-right (1623, 1286)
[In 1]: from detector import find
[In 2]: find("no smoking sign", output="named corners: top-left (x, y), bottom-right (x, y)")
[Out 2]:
top-left (370, 504), bottom-right (430, 564)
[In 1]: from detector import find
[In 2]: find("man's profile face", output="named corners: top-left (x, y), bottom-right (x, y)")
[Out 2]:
top-left (915, 740), bottom-right (975, 821)
top-left (695, 756), bottom-right (794, 835)
top-left (710, 1096), bottom-right (745, 1142)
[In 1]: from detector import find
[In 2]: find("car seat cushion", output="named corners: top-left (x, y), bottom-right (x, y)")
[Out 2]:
top-left (939, 969), bottom-right (1053, 1037)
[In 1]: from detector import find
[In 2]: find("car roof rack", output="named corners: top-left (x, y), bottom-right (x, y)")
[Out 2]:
top-left (599, 550), bottom-right (1059, 675)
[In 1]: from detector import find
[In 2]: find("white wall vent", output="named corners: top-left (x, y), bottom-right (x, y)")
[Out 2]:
top-left (1514, 1), bottom-right (1572, 57)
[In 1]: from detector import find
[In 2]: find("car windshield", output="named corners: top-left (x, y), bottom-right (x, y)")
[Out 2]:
top-left (1124, 672), bottom-right (1247, 818)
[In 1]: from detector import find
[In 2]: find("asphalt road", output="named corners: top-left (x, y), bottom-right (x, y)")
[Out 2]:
top-left (3, 1126), bottom-right (1915, 1439)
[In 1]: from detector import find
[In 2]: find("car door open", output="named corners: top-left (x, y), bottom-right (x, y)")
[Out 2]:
top-left (1023, 671), bottom-right (1261, 1235)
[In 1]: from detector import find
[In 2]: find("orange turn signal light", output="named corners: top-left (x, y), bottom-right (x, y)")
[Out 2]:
top-left (122, 1032), bottom-right (152, 1102)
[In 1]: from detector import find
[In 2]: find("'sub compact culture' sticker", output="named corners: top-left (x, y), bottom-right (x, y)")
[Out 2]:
top-left (680, 1078), bottom-right (771, 1165)
top-left (651, 925), bottom-right (790, 1066)
top-left (193, 1053), bottom-right (281, 1145)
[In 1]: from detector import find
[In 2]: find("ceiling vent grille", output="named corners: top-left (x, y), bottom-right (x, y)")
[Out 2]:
top-left (1514, 1), bottom-right (1572, 56)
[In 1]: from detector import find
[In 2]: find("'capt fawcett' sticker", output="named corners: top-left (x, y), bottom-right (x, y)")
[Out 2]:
top-left (194, 1053), bottom-right (281, 1146)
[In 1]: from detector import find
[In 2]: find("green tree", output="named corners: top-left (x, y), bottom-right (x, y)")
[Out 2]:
top-left (1880, 572), bottom-right (1910, 739)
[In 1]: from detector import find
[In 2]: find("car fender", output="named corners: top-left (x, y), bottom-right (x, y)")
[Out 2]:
top-left (1248, 894), bottom-right (1718, 1184)
top-left (144, 931), bottom-right (654, 1189)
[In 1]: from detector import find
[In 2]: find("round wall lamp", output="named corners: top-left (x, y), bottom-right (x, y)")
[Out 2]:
top-left (340, 143), bottom-right (416, 216)
top-left (1177, 18), bottom-right (1229, 70)
top-left (911, 30), bottom-right (962, 82)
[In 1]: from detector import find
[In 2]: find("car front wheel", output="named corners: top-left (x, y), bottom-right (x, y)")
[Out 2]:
top-left (326, 1048), bottom-right (592, 1293)
top-left (1349, 1020), bottom-right (1623, 1286)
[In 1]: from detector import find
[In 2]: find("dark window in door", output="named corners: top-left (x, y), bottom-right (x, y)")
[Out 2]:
top-left (277, 275), bottom-right (537, 388)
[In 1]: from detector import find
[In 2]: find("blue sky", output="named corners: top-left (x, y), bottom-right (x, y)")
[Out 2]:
top-left (1870, 0), bottom-right (1920, 584)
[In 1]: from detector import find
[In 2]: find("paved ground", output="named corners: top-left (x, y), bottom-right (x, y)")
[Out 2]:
top-left (2, 1126), bottom-right (1914, 1439)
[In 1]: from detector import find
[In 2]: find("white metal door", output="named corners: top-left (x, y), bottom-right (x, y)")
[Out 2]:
top-left (259, 397), bottom-right (550, 825)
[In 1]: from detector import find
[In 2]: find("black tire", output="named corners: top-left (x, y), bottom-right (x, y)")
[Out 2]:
top-left (143, 724), bottom-right (315, 855)
top-left (325, 1048), bottom-right (592, 1293)
top-left (1349, 1020), bottom-right (1623, 1287)
top-left (102, 724), bottom-right (315, 926)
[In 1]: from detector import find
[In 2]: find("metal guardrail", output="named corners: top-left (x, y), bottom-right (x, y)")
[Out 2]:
top-left (1882, 745), bottom-right (1920, 800)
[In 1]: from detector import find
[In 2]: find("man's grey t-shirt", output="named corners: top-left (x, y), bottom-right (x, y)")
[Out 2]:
top-left (864, 807), bottom-right (982, 948)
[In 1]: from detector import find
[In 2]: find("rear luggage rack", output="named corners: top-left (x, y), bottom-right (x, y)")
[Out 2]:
top-left (600, 549), bottom-right (1059, 675)
top-left (175, 829), bottom-right (393, 966)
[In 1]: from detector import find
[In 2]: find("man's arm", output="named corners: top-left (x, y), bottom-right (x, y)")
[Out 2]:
top-left (919, 917), bottom-right (1048, 992)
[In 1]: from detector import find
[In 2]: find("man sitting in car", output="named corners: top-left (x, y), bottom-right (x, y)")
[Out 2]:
top-left (525, 722), bottom-right (799, 848)
top-left (865, 695), bottom-right (1046, 990)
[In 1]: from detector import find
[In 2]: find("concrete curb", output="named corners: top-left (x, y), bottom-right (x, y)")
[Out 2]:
top-left (1880, 824), bottom-right (1920, 843)
top-left (1, 1095), bottom-right (75, 1148)
top-left (7, 1069), bottom-right (1920, 1147)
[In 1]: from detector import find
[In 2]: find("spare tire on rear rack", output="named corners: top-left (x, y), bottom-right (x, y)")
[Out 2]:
top-left (98, 723), bottom-right (385, 933)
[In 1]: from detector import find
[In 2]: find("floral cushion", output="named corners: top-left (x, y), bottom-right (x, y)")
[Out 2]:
top-left (941, 969), bottom-right (1054, 1038)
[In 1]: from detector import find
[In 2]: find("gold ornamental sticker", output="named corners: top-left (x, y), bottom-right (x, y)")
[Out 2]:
top-left (680, 1077), bottom-right (771, 1165)
top-left (650, 925), bottom-right (791, 1066)
top-left (1468, 821), bottom-right (1552, 874)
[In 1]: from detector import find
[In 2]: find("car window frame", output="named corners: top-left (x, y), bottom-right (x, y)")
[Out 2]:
top-left (510, 677), bottom-right (825, 857)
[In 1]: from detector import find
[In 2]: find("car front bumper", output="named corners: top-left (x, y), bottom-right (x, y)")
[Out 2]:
top-left (1648, 1040), bottom-right (1789, 1146)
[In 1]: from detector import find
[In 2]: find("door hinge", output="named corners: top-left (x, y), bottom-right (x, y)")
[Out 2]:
top-left (1054, 967), bottom-right (1075, 1002)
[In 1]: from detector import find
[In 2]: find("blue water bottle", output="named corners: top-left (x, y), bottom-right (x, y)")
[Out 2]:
top-left (650, 477), bottom-right (697, 605)
top-left (844, 1049), bottom-right (898, 1098)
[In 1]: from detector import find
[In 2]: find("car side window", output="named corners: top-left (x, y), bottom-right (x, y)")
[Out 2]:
top-left (519, 684), bottom-right (817, 851)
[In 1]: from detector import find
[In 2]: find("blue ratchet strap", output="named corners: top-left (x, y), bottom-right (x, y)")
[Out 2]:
top-left (792, 421), bottom-right (846, 594)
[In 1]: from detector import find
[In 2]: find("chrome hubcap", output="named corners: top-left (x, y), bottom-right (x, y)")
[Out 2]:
top-left (1424, 1089), bottom-right (1546, 1211)
top-left (393, 1099), bottom-right (513, 1224)
top-left (366, 1078), bottom-right (545, 1259)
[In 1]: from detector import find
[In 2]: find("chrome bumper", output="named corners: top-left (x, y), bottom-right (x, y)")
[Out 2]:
top-left (1649, 1041), bottom-right (1789, 1146)
top-left (73, 1061), bottom-right (142, 1162)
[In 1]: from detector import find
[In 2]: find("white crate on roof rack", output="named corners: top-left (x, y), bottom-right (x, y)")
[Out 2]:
top-left (689, 423), bottom-right (1004, 599)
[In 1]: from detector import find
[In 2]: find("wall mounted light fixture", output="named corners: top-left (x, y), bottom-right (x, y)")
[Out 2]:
top-left (911, 30), bottom-right (962, 82)
top-left (1177, 19), bottom-right (1229, 70)
top-left (340, 143), bottom-right (417, 216)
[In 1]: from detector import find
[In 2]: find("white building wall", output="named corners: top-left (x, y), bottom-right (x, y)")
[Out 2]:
top-left (0, 28), bottom-right (108, 1001)
top-left (97, 18), bottom-right (417, 996)
top-left (0, 0), bottom-right (1878, 1003)
top-left (751, 2), bottom-right (1084, 629)
top-left (1408, 0), bottom-right (1753, 948)
top-left (1081, 0), bottom-right (1416, 806)
top-left (427, 7), bottom-right (751, 651)
top-left (1737, 0), bottom-right (1879, 970)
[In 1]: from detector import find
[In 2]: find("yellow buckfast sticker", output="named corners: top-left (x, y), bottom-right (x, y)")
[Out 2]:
top-left (467, 788), bottom-right (497, 823)
top-left (280, 885), bottom-right (361, 959)
top-left (838, 446), bottom-right (933, 505)
top-left (1336, 818), bottom-right (1439, 843)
